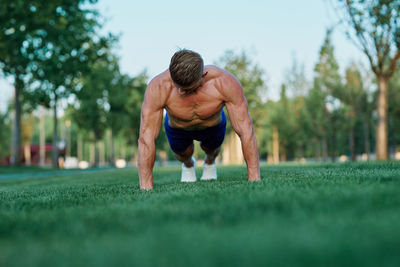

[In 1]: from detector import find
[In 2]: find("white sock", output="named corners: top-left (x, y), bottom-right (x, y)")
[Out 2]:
top-left (181, 157), bottom-right (197, 182)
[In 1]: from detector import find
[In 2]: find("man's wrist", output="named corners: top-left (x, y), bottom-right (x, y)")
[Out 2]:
top-left (139, 176), bottom-right (153, 190)
top-left (248, 167), bottom-right (260, 181)
top-left (140, 186), bottom-right (153, 190)
top-left (140, 181), bottom-right (153, 190)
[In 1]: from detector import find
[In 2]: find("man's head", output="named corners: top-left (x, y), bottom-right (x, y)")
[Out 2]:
top-left (169, 49), bottom-right (205, 92)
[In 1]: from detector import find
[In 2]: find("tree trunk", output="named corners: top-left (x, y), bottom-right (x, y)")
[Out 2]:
top-left (389, 112), bottom-right (397, 159)
top-left (121, 140), bottom-right (126, 161)
top-left (272, 126), bottom-right (279, 164)
top-left (331, 113), bottom-right (337, 162)
top-left (322, 137), bottom-right (328, 161)
top-left (314, 138), bottom-right (321, 161)
top-left (297, 143), bottom-right (304, 159)
top-left (94, 140), bottom-right (99, 167)
top-left (267, 142), bottom-right (273, 164)
top-left (12, 76), bottom-right (23, 166)
top-left (77, 134), bottom-right (83, 162)
top-left (363, 115), bottom-right (370, 160)
top-left (52, 96), bottom-right (59, 168)
top-left (90, 142), bottom-right (95, 166)
top-left (331, 139), bottom-right (336, 162)
top-left (159, 150), bottom-right (167, 166)
top-left (99, 140), bottom-right (105, 167)
top-left (281, 151), bottom-right (287, 162)
top-left (40, 106), bottom-right (46, 166)
top-left (349, 126), bottom-right (356, 161)
top-left (108, 129), bottom-right (115, 165)
top-left (24, 142), bottom-right (31, 166)
top-left (376, 75), bottom-right (389, 160)
top-left (66, 121), bottom-right (71, 158)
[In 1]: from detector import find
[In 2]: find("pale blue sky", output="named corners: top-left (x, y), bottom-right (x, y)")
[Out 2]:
top-left (0, 0), bottom-right (366, 111)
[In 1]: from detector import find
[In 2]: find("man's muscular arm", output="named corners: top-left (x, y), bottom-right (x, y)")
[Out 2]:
top-left (221, 73), bottom-right (260, 181)
top-left (138, 80), bottom-right (164, 190)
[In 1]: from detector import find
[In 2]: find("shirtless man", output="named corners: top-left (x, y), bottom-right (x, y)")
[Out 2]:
top-left (138, 49), bottom-right (260, 190)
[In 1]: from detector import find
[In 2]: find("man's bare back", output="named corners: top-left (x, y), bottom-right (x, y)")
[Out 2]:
top-left (153, 65), bottom-right (227, 130)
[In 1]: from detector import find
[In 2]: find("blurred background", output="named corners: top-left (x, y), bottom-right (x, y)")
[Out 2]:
top-left (1, 0), bottom-right (400, 169)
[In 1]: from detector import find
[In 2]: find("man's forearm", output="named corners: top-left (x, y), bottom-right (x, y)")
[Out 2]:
top-left (240, 132), bottom-right (260, 181)
top-left (138, 139), bottom-right (156, 190)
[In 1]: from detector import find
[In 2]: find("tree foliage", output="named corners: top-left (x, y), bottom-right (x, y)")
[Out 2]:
top-left (0, 0), bottom-right (116, 167)
top-left (333, 0), bottom-right (400, 159)
top-left (334, 0), bottom-right (400, 77)
top-left (0, 109), bottom-right (11, 158)
top-left (215, 50), bottom-right (267, 132)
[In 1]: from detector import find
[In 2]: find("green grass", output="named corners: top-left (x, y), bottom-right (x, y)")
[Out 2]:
top-left (1, 162), bottom-right (400, 267)
top-left (0, 166), bottom-right (58, 174)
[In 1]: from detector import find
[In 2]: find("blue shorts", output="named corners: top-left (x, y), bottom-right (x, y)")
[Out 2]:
top-left (164, 111), bottom-right (226, 153)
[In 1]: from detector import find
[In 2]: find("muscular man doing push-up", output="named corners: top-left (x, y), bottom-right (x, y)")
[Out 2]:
top-left (138, 49), bottom-right (260, 190)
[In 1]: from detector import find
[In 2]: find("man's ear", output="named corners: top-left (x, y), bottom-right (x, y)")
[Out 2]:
top-left (202, 71), bottom-right (208, 78)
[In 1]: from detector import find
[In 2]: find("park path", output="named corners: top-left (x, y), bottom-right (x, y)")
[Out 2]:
top-left (0, 167), bottom-right (133, 181)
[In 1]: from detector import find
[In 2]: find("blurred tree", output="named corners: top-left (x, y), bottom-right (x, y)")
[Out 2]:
top-left (106, 71), bottom-right (131, 165)
top-left (106, 71), bottom-right (141, 164)
top-left (388, 69), bottom-right (400, 156)
top-left (333, 0), bottom-right (400, 159)
top-left (0, 109), bottom-right (11, 159)
top-left (21, 113), bottom-right (35, 165)
top-left (304, 80), bottom-right (328, 160)
top-left (0, 0), bottom-right (40, 165)
top-left (215, 50), bottom-right (267, 132)
top-left (260, 99), bottom-right (279, 163)
top-left (124, 73), bottom-right (147, 143)
top-left (284, 55), bottom-right (310, 98)
top-left (283, 56), bottom-right (311, 159)
top-left (337, 63), bottom-right (371, 160)
top-left (122, 72), bottom-right (167, 163)
top-left (21, 83), bottom-right (50, 166)
top-left (215, 50), bottom-right (267, 164)
top-left (313, 29), bottom-right (342, 161)
top-left (260, 85), bottom-right (296, 163)
top-left (71, 52), bottom-right (118, 167)
top-left (278, 85), bottom-right (297, 161)
top-left (29, 1), bottom-right (114, 167)
top-left (0, 0), bottom-right (112, 167)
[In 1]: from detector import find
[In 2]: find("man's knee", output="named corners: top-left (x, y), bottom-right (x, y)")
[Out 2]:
top-left (175, 143), bottom-right (194, 159)
top-left (200, 144), bottom-right (220, 155)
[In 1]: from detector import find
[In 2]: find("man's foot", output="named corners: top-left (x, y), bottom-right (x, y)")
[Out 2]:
top-left (200, 161), bottom-right (217, 180)
top-left (181, 157), bottom-right (197, 182)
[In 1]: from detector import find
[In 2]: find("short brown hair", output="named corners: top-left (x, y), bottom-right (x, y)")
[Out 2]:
top-left (169, 49), bottom-right (204, 87)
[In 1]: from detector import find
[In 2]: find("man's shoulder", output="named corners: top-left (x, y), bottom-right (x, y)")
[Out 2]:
top-left (147, 70), bottom-right (174, 96)
top-left (205, 65), bottom-right (241, 94)
top-left (205, 65), bottom-right (229, 78)
top-left (206, 65), bottom-right (237, 80)
top-left (145, 70), bottom-right (173, 107)
top-left (148, 70), bottom-right (171, 88)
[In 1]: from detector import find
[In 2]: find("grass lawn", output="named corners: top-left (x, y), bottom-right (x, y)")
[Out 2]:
top-left (0, 166), bottom-right (59, 174)
top-left (0, 166), bottom-right (116, 179)
top-left (0, 162), bottom-right (399, 267)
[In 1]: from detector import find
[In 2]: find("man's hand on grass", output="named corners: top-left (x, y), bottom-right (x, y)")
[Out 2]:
top-left (140, 181), bottom-right (153, 190)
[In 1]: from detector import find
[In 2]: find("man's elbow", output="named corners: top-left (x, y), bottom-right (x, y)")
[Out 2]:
top-left (138, 136), bottom-right (144, 148)
top-left (237, 124), bottom-right (255, 141)
top-left (240, 131), bottom-right (254, 144)
top-left (138, 135), bottom-right (152, 149)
